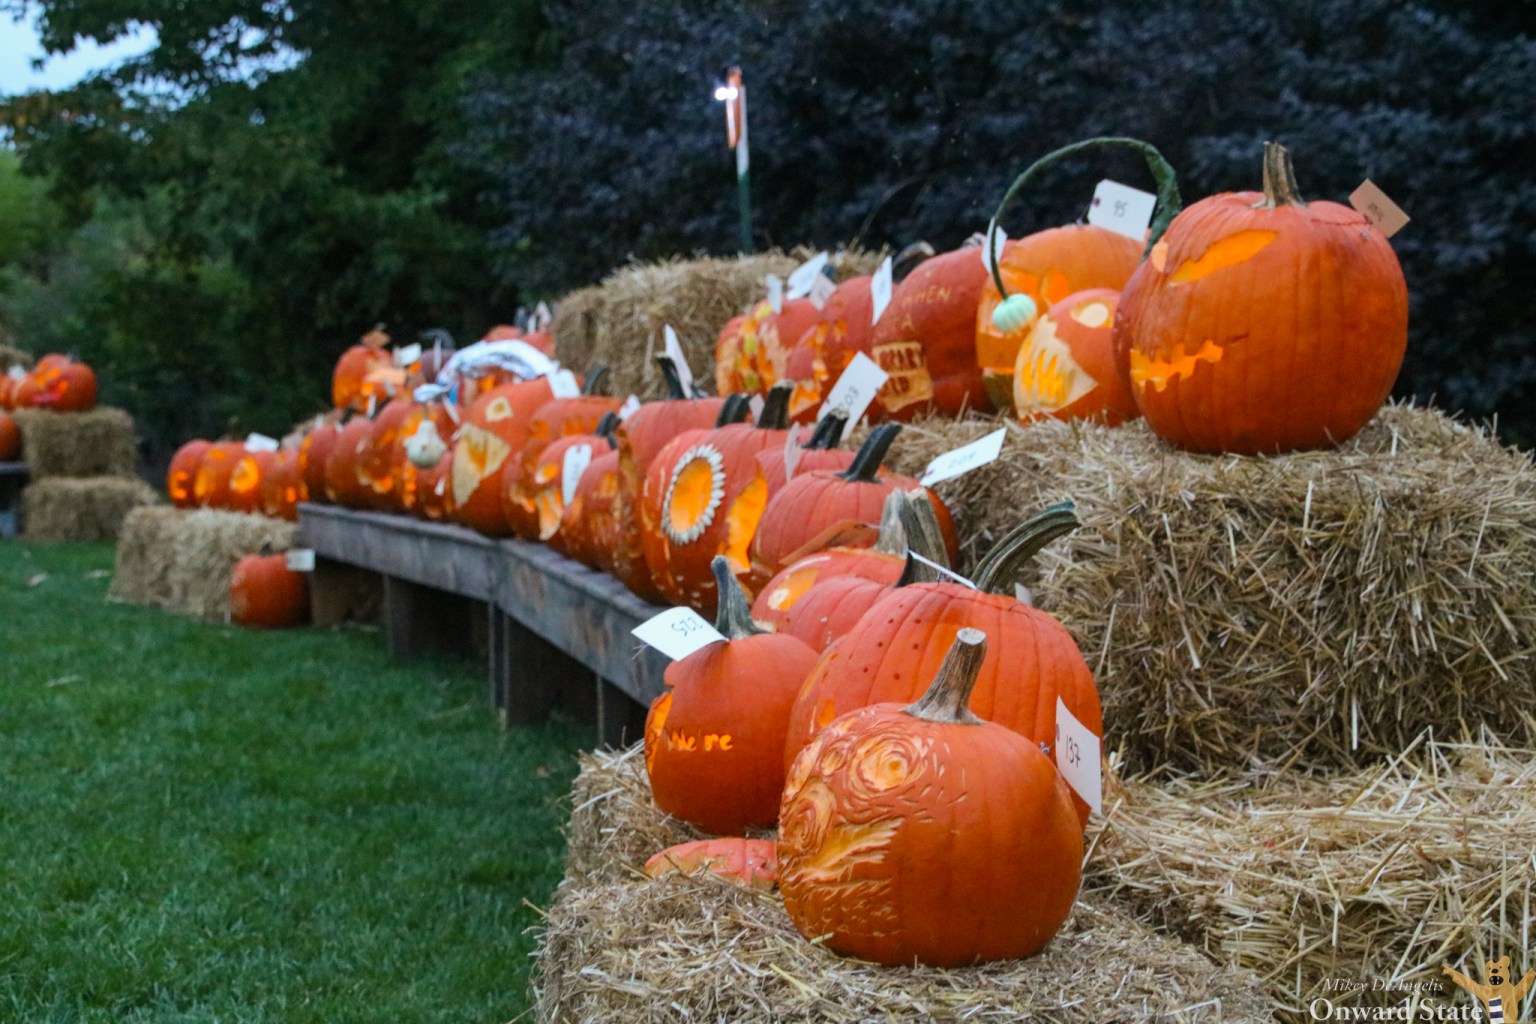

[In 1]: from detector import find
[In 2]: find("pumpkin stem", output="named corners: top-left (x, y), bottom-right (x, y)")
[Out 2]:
top-left (973, 501), bottom-right (1079, 596)
top-left (891, 241), bottom-right (936, 283)
top-left (805, 409), bottom-right (847, 450)
top-left (904, 627), bottom-right (987, 725)
top-left (893, 491), bottom-right (953, 585)
top-left (1259, 140), bottom-right (1304, 209)
top-left (656, 356), bottom-right (689, 400)
top-left (987, 136), bottom-right (1183, 298)
top-left (710, 555), bottom-right (765, 640)
top-left (581, 363), bottom-right (610, 397)
top-left (716, 393), bottom-right (752, 427)
top-left (837, 423), bottom-right (901, 483)
top-left (596, 411), bottom-right (622, 449)
top-left (872, 489), bottom-right (908, 555)
top-left (756, 382), bottom-right (794, 430)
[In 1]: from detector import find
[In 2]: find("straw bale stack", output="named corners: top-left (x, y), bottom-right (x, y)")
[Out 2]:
top-left (108, 506), bottom-right (296, 620)
top-left (551, 249), bottom-right (883, 398)
top-left (537, 745), bottom-right (1274, 1024)
top-left (874, 403), bottom-right (1536, 775)
top-left (1085, 732), bottom-right (1536, 1015)
top-left (11, 407), bottom-right (139, 479)
top-left (21, 476), bottom-right (158, 541)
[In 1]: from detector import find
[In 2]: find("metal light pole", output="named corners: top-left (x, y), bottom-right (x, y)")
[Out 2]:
top-left (714, 66), bottom-right (752, 253)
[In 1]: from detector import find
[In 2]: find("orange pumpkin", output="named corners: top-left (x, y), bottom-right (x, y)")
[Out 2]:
top-left (778, 628), bottom-right (1083, 966)
top-left (192, 441), bottom-right (246, 508)
top-left (1013, 288), bottom-right (1137, 425)
top-left (1115, 142), bottom-right (1407, 453)
top-left (226, 449), bottom-right (276, 514)
top-left (16, 356), bottom-right (97, 412)
top-left (298, 421), bottom-right (341, 503)
top-left (324, 417), bottom-right (377, 508)
top-left (0, 411), bottom-right (19, 461)
top-left (643, 558), bottom-right (821, 835)
top-left (450, 377), bottom-right (557, 535)
top-left (560, 448), bottom-right (622, 570)
top-left (166, 440), bottom-right (211, 507)
top-left (260, 449), bottom-right (303, 521)
top-left (229, 552), bottom-right (311, 629)
top-left (524, 427), bottom-right (611, 547)
top-left (405, 449), bottom-right (455, 520)
top-left (643, 837), bottom-right (778, 891)
top-left (331, 343), bottom-right (394, 413)
top-left (713, 298), bottom-right (820, 396)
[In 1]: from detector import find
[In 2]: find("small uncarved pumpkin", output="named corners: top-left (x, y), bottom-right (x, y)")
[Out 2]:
top-left (229, 553), bottom-right (311, 629)
top-left (643, 837), bottom-right (779, 891)
top-left (778, 628), bottom-right (1083, 967)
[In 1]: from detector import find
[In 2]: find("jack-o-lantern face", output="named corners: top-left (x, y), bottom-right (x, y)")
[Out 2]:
top-left (1114, 143), bottom-right (1408, 454)
top-left (1013, 288), bottom-right (1136, 425)
top-left (16, 358), bottom-right (97, 412)
top-left (193, 442), bottom-right (245, 507)
top-left (166, 440), bottom-right (212, 508)
top-left (226, 451), bottom-right (274, 513)
top-left (449, 378), bottom-right (555, 535)
top-left (663, 444), bottom-right (726, 546)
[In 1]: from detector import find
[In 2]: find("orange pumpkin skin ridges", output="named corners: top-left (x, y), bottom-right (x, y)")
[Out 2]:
top-left (976, 225), bottom-right (1141, 377)
top-left (1115, 150), bottom-right (1407, 454)
top-left (229, 553), bottom-right (310, 629)
top-left (868, 246), bottom-right (992, 420)
top-left (778, 632), bottom-right (1082, 967)
top-left (749, 548), bottom-right (905, 634)
top-left (783, 584), bottom-right (1102, 826)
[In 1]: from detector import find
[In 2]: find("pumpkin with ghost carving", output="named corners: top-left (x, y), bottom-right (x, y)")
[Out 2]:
top-left (1114, 142), bottom-right (1407, 454)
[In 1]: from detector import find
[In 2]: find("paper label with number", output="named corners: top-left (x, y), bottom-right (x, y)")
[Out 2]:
top-left (285, 548), bottom-right (317, 573)
top-left (631, 606), bottom-right (726, 662)
top-left (8, 366), bottom-right (26, 381)
top-left (766, 274), bottom-right (784, 314)
top-left (548, 369), bottom-right (581, 398)
top-left (393, 343), bottom-right (422, 367)
top-left (1054, 697), bottom-right (1103, 815)
top-left (919, 427), bottom-right (1006, 486)
top-left (785, 252), bottom-right (829, 300)
top-left (532, 301), bottom-right (554, 330)
top-left (870, 256), bottom-right (894, 326)
top-left (1349, 180), bottom-right (1410, 238)
top-left (662, 324), bottom-right (695, 395)
top-left (244, 432), bottom-right (280, 453)
top-left (818, 352), bottom-right (890, 443)
top-left (562, 444), bottom-right (593, 506)
top-left (807, 271), bottom-right (837, 311)
top-left (1087, 179), bottom-right (1157, 242)
top-left (619, 394), bottom-right (642, 421)
top-left (748, 394), bottom-right (765, 423)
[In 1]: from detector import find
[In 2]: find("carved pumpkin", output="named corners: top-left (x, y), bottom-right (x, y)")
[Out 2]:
top-left (747, 410), bottom-right (851, 496)
top-left (1115, 142), bottom-right (1408, 453)
top-left (643, 558), bottom-right (821, 835)
top-left (222, 449), bottom-right (274, 514)
top-left (0, 411), bottom-right (18, 461)
top-left (360, 399), bottom-right (453, 508)
top-left (524, 420), bottom-right (614, 548)
top-left (714, 298), bottom-right (821, 396)
top-left (298, 421), bottom-right (341, 503)
top-left (450, 376), bottom-right (557, 535)
top-left (166, 439), bottom-right (211, 507)
top-left (560, 447), bottom-right (622, 570)
top-left (324, 416), bottom-right (377, 508)
top-left (783, 504), bottom-right (1101, 825)
top-left (331, 343), bottom-right (394, 413)
top-left (1013, 288), bottom-right (1137, 425)
top-left (867, 244), bottom-right (992, 420)
top-left (16, 356), bottom-right (97, 412)
top-left (229, 552), bottom-right (311, 629)
top-left (192, 441), bottom-right (246, 508)
top-left (511, 369), bottom-right (620, 539)
top-left (259, 449), bottom-right (303, 521)
top-left (643, 385), bottom-right (794, 614)
top-left (779, 628), bottom-right (1083, 967)
top-left (405, 450), bottom-right (455, 520)
top-left (643, 837), bottom-right (779, 890)
top-left (789, 277), bottom-right (874, 417)
top-left (612, 360), bottom-right (731, 601)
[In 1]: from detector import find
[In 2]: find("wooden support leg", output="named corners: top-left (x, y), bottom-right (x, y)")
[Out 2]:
top-left (596, 677), bottom-right (650, 750)
top-left (382, 575), bottom-right (481, 661)
top-left (502, 618), bottom-right (589, 729)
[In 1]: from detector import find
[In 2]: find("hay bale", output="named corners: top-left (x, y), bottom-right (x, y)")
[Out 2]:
top-left (552, 249), bottom-right (883, 399)
top-left (21, 476), bottom-right (159, 541)
top-left (538, 745), bottom-right (1273, 1024)
top-left (0, 343), bottom-right (33, 372)
top-left (163, 510), bottom-right (298, 620)
top-left (875, 403), bottom-right (1536, 774)
top-left (108, 506), bottom-right (190, 607)
top-left (1085, 732), bottom-right (1536, 1013)
top-left (12, 407), bottom-right (139, 479)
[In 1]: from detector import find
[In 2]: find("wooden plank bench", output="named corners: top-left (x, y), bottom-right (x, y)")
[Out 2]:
top-left (0, 462), bottom-right (28, 538)
top-left (297, 503), bottom-right (667, 747)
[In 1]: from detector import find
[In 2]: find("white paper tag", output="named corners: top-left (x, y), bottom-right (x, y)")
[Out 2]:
top-left (1349, 180), bottom-right (1410, 239)
top-left (366, 394), bottom-right (377, 418)
top-left (631, 606), bottom-right (726, 662)
top-left (908, 551), bottom-right (976, 589)
top-left (619, 394), bottom-right (642, 421)
top-left (870, 256), bottom-right (893, 326)
top-left (285, 548), bottom-right (317, 573)
top-left (783, 424), bottom-right (805, 483)
top-left (981, 219), bottom-right (1007, 278)
top-left (548, 369), bottom-right (581, 398)
top-left (818, 352), bottom-right (890, 443)
top-left (807, 272), bottom-right (837, 311)
top-left (393, 343), bottom-right (423, 367)
top-left (6, 366), bottom-right (24, 381)
top-left (562, 443), bottom-right (593, 506)
top-left (748, 394), bottom-right (765, 423)
top-left (244, 432), bottom-right (280, 453)
top-left (532, 301), bottom-right (554, 330)
top-left (785, 252), bottom-right (829, 300)
top-left (919, 427), bottom-right (1007, 486)
top-left (1087, 179), bottom-right (1157, 242)
top-left (766, 274), bottom-right (784, 315)
top-left (662, 324), bottom-right (695, 396)
top-left (1014, 582), bottom-right (1035, 607)
top-left (1054, 697), bottom-right (1103, 815)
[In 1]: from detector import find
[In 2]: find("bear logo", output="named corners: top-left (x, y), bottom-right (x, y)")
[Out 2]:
top-left (1443, 956), bottom-right (1535, 1023)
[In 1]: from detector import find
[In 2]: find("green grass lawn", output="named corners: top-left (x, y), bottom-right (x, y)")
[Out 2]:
top-left (0, 541), bottom-right (586, 1023)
